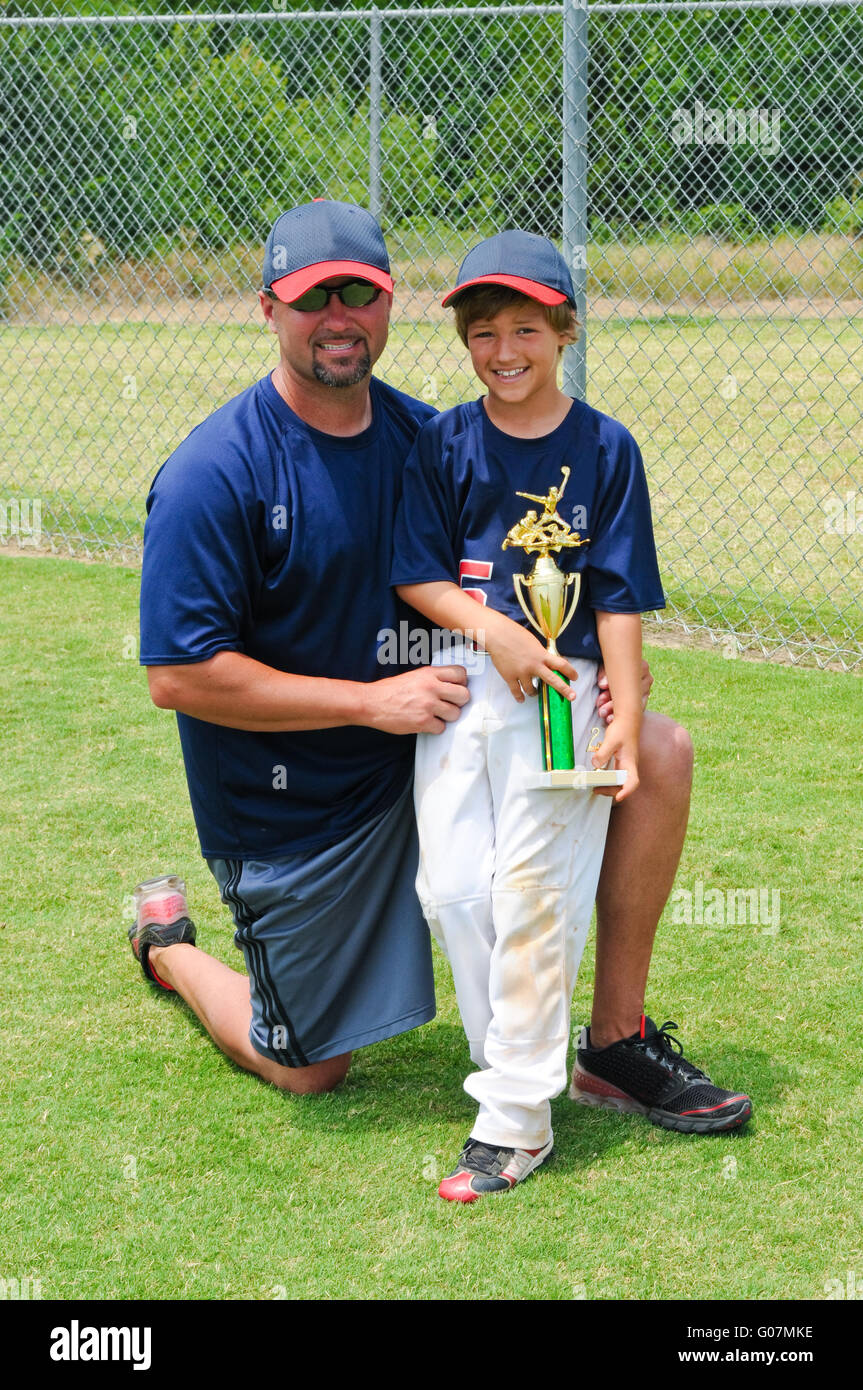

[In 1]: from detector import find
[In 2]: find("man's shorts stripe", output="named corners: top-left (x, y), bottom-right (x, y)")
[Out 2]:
top-left (220, 863), bottom-right (281, 1054)
top-left (223, 861), bottom-right (308, 1067)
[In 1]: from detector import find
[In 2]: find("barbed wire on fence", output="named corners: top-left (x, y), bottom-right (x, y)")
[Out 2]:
top-left (0, 1), bottom-right (860, 669)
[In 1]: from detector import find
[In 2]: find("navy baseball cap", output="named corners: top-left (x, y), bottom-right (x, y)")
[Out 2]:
top-left (263, 200), bottom-right (394, 303)
top-left (442, 230), bottom-right (575, 308)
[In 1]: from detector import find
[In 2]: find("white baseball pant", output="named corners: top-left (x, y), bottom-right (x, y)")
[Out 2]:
top-left (414, 644), bottom-right (612, 1149)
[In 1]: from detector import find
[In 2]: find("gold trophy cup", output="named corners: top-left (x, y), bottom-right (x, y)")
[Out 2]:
top-left (503, 466), bottom-right (627, 790)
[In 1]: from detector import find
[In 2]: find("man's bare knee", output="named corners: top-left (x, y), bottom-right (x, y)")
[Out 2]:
top-left (640, 712), bottom-right (693, 791)
top-left (260, 1052), bottom-right (351, 1095)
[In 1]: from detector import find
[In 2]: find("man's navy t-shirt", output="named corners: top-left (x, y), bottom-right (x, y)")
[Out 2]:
top-left (390, 398), bottom-right (665, 662)
top-left (140, 373), bottom-right (435, 859)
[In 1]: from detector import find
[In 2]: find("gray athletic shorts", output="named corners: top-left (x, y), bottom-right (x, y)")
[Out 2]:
top-left (207, 780), bottom-right (435, 1067)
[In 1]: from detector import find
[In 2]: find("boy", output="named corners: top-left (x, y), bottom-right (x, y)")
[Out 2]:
top-left (391, 230), bottom-right (665, 1202)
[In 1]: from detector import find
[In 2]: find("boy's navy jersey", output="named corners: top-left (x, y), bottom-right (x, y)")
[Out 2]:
top-left (390, 397), bottom-right (665, 661)
top-left (140, 373), bottom-right (435, 860)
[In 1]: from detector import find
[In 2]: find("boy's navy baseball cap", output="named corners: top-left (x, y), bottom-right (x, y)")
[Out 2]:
top-left (263, 200), bottom-right (394, 303)
top-left (442, 230), bottom-right (575, 308)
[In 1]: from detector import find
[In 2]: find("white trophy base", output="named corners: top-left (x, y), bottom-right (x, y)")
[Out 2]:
top-left (525, 768), bottom-right (628, 790)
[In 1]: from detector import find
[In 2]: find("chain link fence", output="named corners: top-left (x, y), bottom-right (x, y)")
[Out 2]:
top-left (0, 1), bottom-right (860, 668)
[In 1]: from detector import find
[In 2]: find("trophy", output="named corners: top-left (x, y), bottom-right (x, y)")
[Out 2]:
top-left (503, 466), bottom-right (626, 790)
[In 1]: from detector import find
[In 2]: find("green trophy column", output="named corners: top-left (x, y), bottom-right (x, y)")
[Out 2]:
top-left (504, 466), bottom-right (588, 777)
top-left (539, 677), bottom-right (575, 771)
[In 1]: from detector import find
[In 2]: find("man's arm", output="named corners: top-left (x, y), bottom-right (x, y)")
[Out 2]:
top-left (146, 650), bottom-right (469, 736)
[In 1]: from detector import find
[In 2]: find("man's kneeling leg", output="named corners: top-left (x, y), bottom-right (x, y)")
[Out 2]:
top-left (591, 711), bottom-right (694, 1047)
top-left (147, 941), bottom-right (351, 1093)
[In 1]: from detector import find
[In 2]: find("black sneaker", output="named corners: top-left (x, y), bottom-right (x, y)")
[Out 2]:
top-left (438, 1136), bottom-right (554, 1203)
top-left (570, 1015), bottom-right (752, 1134)
top-left (128, 916), bottom-right (197, 990)
top-left (128, 875), bottom-right (197, 991)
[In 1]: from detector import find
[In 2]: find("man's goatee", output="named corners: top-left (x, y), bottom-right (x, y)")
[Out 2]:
top-left (313, 349), bottom-right (372, 388)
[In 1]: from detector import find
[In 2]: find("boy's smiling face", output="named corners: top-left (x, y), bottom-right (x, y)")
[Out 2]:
top-left (465, 299), bottom-right (570, 417)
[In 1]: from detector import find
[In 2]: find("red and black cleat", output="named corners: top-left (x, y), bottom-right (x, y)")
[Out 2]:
top-left (438, 1137), bottom-right (553, 1203)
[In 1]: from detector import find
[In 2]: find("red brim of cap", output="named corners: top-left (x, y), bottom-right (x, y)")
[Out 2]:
top-left (269, 260), bottom-right (394, 302)
top-left (441, 273), bottom-right (569, 308)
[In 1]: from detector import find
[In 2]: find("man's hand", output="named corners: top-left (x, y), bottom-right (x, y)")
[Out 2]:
top-left (595, 657), bottom-right (653, 724)
top-left (363, 665), bottom-right (470, 735)
top-left (485, 616), bottom-right (578, 704)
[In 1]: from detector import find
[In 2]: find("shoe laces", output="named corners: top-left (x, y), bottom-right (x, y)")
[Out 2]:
top-left (641, 1020), bottom-right (709, 1082)
top-left (460, 1139), bottom-right (512, 1175)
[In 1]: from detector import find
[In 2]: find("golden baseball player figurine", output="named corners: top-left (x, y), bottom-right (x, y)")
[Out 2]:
top-left (505, 468), bottom-right (582, 553)
top-left (514, 464), bottom-right (573, 535)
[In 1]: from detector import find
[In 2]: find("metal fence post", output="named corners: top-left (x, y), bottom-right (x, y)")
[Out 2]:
top-left (369, 10), bottom-right (383, 219)
top-left (562, 0), bottom-right (588, 400)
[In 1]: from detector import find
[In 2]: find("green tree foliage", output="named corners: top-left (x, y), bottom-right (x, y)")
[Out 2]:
top-left (0, 5), bottom-right (860, 262)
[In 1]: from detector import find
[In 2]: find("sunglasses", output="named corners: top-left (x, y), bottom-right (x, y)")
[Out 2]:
top-left (279, 281), bottom-right (384, 312)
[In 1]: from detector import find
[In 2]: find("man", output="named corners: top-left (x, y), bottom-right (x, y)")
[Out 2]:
top-left (131, 200), bottom-right (749, 1132)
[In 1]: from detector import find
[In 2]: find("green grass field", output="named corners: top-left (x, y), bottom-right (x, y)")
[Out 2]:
top-left (1, 553), bottom-right (861, 1301)
top-left (2, 311), bottom-right (860, 666)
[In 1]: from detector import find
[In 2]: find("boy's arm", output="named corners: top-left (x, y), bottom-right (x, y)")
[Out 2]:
top-left (397, 580), bottom-right (579, 704)
top-left (590, 611), bottom-right (644, 802)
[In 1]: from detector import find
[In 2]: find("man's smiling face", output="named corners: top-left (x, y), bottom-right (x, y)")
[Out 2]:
top-left (261, 275), bottom-right (392, 392)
